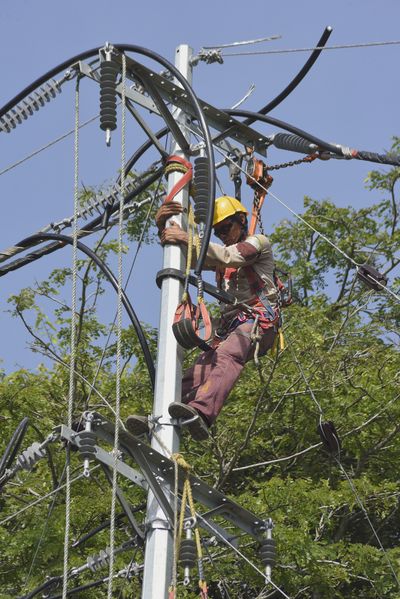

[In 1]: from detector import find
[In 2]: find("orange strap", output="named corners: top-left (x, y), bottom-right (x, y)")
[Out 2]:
top-left (164, 155), bottom-right (193, 204)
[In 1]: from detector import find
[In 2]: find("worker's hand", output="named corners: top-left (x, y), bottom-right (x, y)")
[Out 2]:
top-left (160, 221), bottom-right (188, 246)
top-left (155, 201), bottom-right (183, 232)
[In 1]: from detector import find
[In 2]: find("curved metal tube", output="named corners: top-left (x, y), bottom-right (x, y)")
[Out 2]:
top-left (17, 233), bottom-right (155, 390)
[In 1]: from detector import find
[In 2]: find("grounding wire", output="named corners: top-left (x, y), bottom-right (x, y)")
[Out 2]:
top-left (62, 77), bottom-right (80, 599)
top-left (222, 39), bottom-right (400, 57)
top-left (107, 52), bottom-right (126, 599)
top-left (0, 466), bottom-right (100, 527)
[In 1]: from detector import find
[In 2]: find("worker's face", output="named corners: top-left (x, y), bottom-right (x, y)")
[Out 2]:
top-left (213, 215), bottom-right (244, 245)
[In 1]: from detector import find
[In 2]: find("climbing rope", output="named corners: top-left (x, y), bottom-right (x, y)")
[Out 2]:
top-left (62, 75), bottom-right (81, 599)
top-left (107, 52), bottom-right (126, 599)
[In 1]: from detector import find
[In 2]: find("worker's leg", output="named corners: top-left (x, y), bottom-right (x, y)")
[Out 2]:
top-left (186, 322), bottom-right (255, 425)
top-left (181, 349), bottom-right (215, 405)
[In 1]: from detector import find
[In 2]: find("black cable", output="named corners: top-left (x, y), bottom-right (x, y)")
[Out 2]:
top-left (225, 108), bottom-right (343, 156)
top-left (0, 48), bottom-right (101, 120)
top-left (0, 417), bottom-right (29, 478)
top-left (16, 233), bottom-right (155, 390)
top-left (0, 167), bottom-right (163, 278)
top-left (45, 574), bottom-right (117, 599)
top-left (244, 26), bottom-right (333, 121)
top-left (1, 44), bottom-right (215, 275)
top-left (111, 44), bottom-right (215, 276)
top-left (117, 127), bottom-right (168, 184)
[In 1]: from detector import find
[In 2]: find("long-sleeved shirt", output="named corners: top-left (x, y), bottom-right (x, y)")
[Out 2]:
top-left (203, 234), bottom-right (278, 320)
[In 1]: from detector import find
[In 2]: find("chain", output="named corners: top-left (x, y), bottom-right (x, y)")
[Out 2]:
top-left (253, 192), bottom-right (265, 235)
top-left (267, 154), bottom-right (318, 171)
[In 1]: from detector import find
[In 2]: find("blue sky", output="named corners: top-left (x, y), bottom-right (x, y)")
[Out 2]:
top-left (1, 0), bottom-right (399, 371)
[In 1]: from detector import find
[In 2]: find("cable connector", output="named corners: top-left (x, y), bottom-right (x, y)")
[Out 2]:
top-left (190, 49), bottom-right (224, 67)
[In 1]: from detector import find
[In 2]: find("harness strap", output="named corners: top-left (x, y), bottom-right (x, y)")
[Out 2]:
top-left (242, 265), bottom-right (277, 322)
top-left (164, 155), bottom-right (193, 204)
top-left (172, 294), bottom-right (213, 351)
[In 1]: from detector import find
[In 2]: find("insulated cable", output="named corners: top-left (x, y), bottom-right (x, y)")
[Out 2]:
top-left (14, 232), bottom-right (155, 388)
top-left (242, 26), bottom-right (333, 123)
top-left (181, 119), bottom-right (400, 304)
top-left (0, 43), bottom-right (216, 275)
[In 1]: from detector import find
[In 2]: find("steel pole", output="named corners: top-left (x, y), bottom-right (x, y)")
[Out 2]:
top-left (141, 44), bottom-right (193, 599)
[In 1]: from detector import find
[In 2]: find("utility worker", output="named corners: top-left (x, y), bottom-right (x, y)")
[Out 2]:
top-left (126, 196), bottom-right (279, 441)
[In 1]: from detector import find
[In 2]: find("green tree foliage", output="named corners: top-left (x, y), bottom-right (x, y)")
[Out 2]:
top-left (0, 149), bottom-right (399, 598)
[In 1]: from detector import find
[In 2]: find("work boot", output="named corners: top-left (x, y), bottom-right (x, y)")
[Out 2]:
top-left (126, 415), bottom-right (150, 437)
top-left (168, 402), bottom-right (209, 441)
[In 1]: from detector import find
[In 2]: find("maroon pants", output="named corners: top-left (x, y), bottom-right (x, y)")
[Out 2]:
top-left (181, 322), bottom-right (276, 426)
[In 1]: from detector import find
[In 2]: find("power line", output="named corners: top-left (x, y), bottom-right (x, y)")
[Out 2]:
top-left (0, 113), bottom-right (100, 178)
top-left (222, 39), bottom-right (400, 57)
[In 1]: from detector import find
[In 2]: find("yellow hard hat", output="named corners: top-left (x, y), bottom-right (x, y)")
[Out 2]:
top-left (213, 196), bottom-right (248, 226)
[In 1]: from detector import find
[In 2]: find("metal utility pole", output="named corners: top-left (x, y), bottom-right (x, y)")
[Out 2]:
top-left (141, 44), bottom-right (193, 599)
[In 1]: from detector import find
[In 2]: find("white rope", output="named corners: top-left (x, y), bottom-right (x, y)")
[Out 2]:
top-left (222, 39), bottom-right (400, 57)
top-left (61, 76), bottom-right (80, 599)
top-left (107, 52), bottom-right (126, 599)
